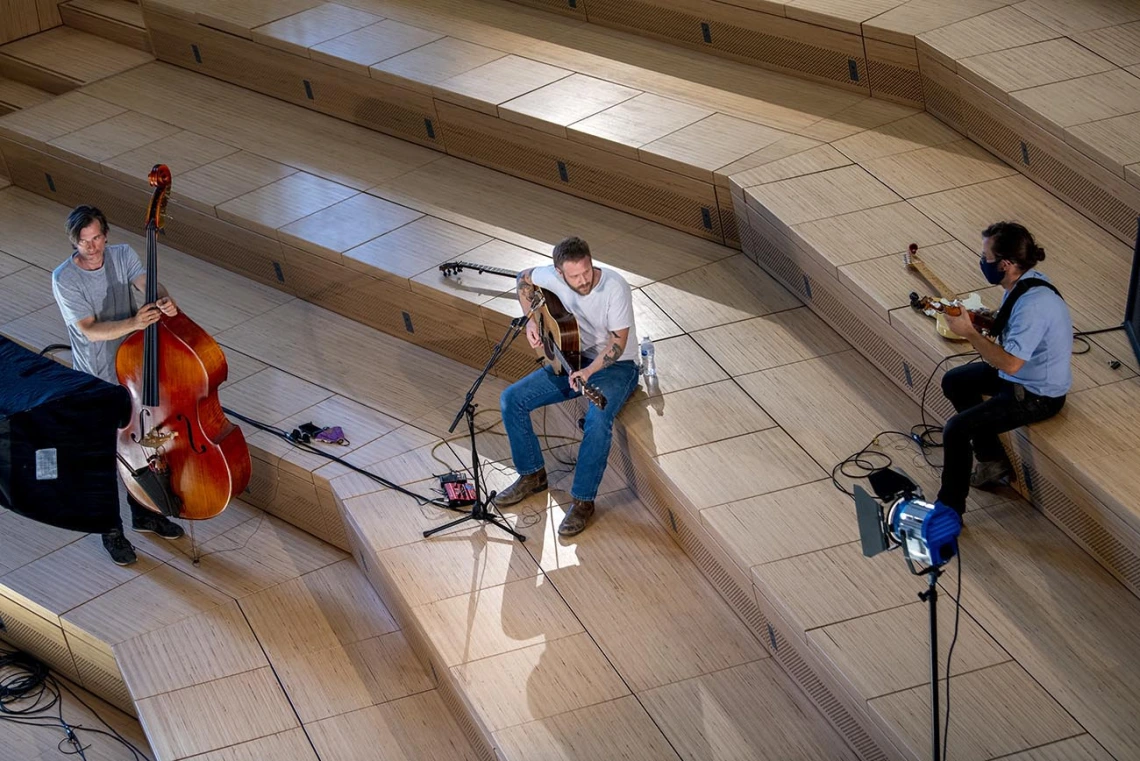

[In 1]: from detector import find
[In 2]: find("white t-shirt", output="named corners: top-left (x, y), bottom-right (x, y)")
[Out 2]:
top-left (531, 265), bottom-right (639, 364)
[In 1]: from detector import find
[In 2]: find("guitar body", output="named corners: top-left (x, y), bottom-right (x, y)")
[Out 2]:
top-left (437, 260), bottom-right (609, 409)
top-left (532, 287), bottom-right (581, 375)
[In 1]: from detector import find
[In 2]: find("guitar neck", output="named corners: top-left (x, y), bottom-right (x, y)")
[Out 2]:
top-left (910, 258), bottom-right (958, 300)
top-left (441, 261), bottom-right (518, 280)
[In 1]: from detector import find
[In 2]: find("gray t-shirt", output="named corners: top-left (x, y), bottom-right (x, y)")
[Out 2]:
top-left (51, 243), bottom-right (145, 383)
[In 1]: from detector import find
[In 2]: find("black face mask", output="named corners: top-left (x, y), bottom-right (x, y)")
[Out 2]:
top-left (979, 257), bottom-right (1004, 285)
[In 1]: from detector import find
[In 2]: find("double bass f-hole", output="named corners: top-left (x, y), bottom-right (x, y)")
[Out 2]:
top-left (176, 413), bottom-right (207, 454)
top-left (130, 407), bottom-right (151, 444)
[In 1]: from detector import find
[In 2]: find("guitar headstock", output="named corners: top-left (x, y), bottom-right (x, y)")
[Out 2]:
top-left (576, 380), bottom-right (607, 410)
top-left (439, 262), bottom-right (467, 277)
top-left (903, 242), bottom-right (919, 267)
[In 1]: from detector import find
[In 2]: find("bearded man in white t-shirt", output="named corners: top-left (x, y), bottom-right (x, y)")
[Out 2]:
top-left (495, 237), bottom-right (640, 536)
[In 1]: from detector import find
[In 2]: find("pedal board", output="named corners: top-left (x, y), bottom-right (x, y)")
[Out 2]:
top-left (440, 472), bottom-right (476, 506)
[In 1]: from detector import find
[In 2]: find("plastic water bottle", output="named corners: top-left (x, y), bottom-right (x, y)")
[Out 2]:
top-left (640, 335), bottom-right (656, 377)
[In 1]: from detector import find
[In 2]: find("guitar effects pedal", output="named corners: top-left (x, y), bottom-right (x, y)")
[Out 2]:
top-left (440, 472), bottom-right (476, 506)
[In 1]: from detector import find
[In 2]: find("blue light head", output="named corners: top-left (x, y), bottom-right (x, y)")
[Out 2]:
top-left (888, 497), bottom-right (962, 568)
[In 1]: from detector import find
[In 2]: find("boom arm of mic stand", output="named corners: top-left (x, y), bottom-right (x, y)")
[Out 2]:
top-left (447, 305), bottom-right (535, 434)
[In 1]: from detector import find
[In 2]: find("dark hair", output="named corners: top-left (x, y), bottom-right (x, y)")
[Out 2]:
top-left (982, 221), bottom-right (1046, 270)
top-left (552, 236), bottom-right (591, 269)
top-left (65, 205), bottom-right (109, 246)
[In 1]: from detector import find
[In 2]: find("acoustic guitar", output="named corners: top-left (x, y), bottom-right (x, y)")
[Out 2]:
top-left (439, 261), bottom-right (608, 410)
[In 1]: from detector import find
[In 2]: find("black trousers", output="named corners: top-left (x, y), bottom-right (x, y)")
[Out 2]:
top-left (104, 493), bottom-right (154, 535)
top-left (937, 363), bottom-right (1065, 511)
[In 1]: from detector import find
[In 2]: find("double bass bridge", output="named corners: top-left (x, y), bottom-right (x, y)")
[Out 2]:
top-left (131, 406), bottom-right (175, 449)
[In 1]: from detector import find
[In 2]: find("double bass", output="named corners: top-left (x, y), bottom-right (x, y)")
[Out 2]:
top-left (115, 164), bottom-right (251, 520)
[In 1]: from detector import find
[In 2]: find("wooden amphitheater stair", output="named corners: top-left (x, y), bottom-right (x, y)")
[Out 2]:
top-left (60, 0), bottom-right (152, 53)
top-left (0, 24), bottom-right (151, 94)
top-left (2, 22), bottom-right (1140, 758)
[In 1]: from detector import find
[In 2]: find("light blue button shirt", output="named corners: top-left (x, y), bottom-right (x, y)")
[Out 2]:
top-left (998, 271), bottom-right (1073, 398)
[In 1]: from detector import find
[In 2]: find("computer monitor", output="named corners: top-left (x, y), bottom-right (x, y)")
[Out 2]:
top-left (1127, 218), bottom-right (1140, 365)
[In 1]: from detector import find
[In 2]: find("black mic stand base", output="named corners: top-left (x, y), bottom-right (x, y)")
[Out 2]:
top-left (423, 316), bottom-right (529, 543)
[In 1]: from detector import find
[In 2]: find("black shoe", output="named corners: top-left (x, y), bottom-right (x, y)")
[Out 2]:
top-left (970, 458), bottom-right (1012, 489)
top-left (132, 511), bottom-right (185, 539)
top-left (102, 529), bottom-right (138, 566)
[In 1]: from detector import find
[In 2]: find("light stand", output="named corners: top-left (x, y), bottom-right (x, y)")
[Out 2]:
top-left (423, 315), bottom-right (529, 542)
top-left (854, 473), bottom-right (961, 761)
top-left (910, 554), bottom-right (945, 761)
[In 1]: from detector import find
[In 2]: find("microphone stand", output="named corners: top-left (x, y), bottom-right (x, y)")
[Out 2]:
top-left (423, 310), bottom-right (538, 541)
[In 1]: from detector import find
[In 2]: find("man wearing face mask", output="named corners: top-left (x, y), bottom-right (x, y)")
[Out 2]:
top-left (496, 236), bottom-right (640, 536)
top-left (937, 221), bottom-right (1072, 517)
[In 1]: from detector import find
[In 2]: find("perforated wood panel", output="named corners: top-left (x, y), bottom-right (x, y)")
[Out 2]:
top-left (0, 596), bottom-right (79, 681)
top-left (584, 0), bottom-right (867, 92)
top-left (766, 615), bottom-right (891, 761)
top-left (0, 138), bottom-right (148, 224)
top-left (924, 75), bottom-right (1140, 244)
top-left (245, 456), bottom-right (280, 509)
top-left (920, 76), bottom-right (968, 135)
top-left (736, 208), bottom-right (955, 421)
top-left (151, 12), bottom-right (438, 149)
top-left (808, 276), bottom-right (936, 405)
top-left (440, 119), bottom-right (725, 242)
top-left (70, 640), bottom-right (136, 716)
top-left (263, 472), bottom-right (351, 551)
top-left (283, 253), bottom-right (495, 371)
top-left (867, 60), bottom-right (923, 107)
top-left (435, 666), bottom-right (496, 761)
top-left (1023, 143), bottom-right (1140, 244)
top-left (1008, 441), bottom-right (1140, 598)
top-left (717, 187), bottom-right (740, 249)
top-left (165, 204), bottom-right (288, 289)
top-left (737, 213), bottom-right (809, 300)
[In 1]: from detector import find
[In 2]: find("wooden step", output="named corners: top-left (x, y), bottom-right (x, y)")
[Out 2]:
top-left (61, 0), bottom-right (152, 53)
top-left (0, 26), bottom-right (151, 94)
top-left (4, 57), bottom-right (1140, 761)
top-left (0, 76), bottom-right (52, 115)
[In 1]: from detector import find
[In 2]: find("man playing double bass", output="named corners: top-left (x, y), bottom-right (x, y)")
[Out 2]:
top-left (52, 205), bottom-right (184, 565)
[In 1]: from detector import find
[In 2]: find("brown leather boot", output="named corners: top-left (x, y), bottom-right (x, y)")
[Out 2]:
top-left (494, 468), bottom-right (548, 507)
top-left (558, 499), bottom-right (595, 536)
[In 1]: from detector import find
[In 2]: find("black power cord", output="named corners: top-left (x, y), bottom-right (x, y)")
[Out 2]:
top-left (942, 548), bottom-right (963, 761)
top-left (0, 642), bottom-right (151, 761)
top-left (222, 407), bottom-right (452, 509)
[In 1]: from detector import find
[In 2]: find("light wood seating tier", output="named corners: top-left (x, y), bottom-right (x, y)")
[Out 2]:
top-left (494, 0), bottom-right (1140, 248)
top-left (60, 0), bottom-right (153, 53)
top-left (0, 24), bottom-right (151, 93)
top-left (7, 3), bottom-right (1140, 609)
top-left (3, 62), bottom-right (1140, 757)
top-left (123, 0), bottom-right (1140, 609)
top-left (0, 0), bottom-right (67, 45)
top-left (0, 189), bottom-right (854, 761)
top-left (135, 0), bottom-right (1140, 258)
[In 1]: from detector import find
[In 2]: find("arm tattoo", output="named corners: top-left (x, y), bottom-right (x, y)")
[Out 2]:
top-left (601, 332), bottom-right (623, 368)
top-left (517, 270), bottom-right (535, 303)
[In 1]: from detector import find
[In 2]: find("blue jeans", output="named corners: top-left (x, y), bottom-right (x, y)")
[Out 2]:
top-left (500, 361), bottom-right (640, 502)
